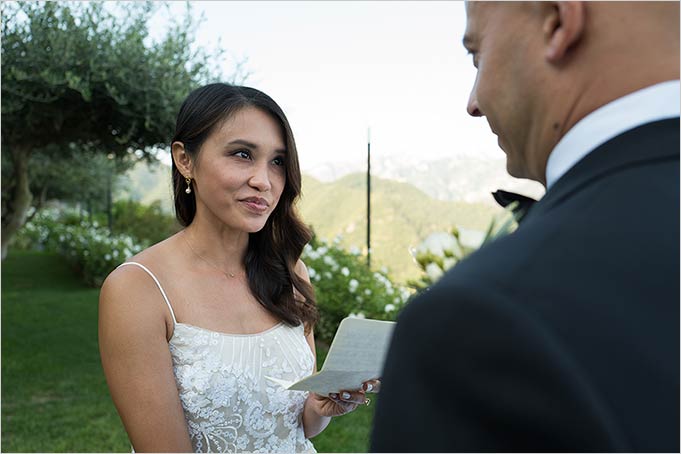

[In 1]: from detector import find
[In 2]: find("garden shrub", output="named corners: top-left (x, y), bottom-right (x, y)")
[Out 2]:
top-left (112, 199), bottom-right (180, 246)
top-left (302, 237), bottom-right (412, 345)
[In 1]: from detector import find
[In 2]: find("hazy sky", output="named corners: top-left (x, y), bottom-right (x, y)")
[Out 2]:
top-left (150, 1), bottom-right (505, 172)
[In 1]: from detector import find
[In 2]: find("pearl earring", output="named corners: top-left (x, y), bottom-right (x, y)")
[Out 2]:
top-left (185, 177), bottom-right (192, 194)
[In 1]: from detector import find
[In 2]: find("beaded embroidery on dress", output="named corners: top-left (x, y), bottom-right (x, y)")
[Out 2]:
top-left (119, 262), bottom-right (317, 454)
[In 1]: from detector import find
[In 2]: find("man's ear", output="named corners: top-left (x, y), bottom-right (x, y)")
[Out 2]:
top-left (543, 2), bottom-right (585, 63)
top-left (172, 141), bottom-right (193, 178)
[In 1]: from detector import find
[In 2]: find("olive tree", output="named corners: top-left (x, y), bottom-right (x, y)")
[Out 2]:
top-left (1, 1), bottom-right (241, 258)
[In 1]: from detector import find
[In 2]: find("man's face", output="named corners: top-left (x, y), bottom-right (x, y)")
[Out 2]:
top-left (463, 3), bottom-right (544, 180)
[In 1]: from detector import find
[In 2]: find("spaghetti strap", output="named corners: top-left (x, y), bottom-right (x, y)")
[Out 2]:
top-left (117, 261), bottom-right (178, 325)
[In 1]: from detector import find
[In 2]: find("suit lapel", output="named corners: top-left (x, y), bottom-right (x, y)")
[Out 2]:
top-left (523, 118), bottom-right (680, 223)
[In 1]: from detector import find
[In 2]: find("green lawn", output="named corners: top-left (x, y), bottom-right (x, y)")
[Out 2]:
top-left (1, 251), bottom-right (375, 452)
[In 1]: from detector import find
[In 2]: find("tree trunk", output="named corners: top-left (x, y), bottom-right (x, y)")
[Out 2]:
top-left (1, 147), bottom-right (33, 260)
top-left (25, 185), bottom-right (48, 224)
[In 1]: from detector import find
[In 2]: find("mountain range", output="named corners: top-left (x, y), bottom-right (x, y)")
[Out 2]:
top-left (298, 173), bottom-right (500, 282)
top-left (303, 154), bottom-right (545, 204)
top-left (117, 159), bottom-right (529, 283)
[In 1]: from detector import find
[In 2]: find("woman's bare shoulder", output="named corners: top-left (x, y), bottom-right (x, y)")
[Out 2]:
top-left (102, 234), bottom-right (179, 294)
top-left (126, 232), bottom-right (183, 266)
top-left (99, 233), bottom-right (183, 330)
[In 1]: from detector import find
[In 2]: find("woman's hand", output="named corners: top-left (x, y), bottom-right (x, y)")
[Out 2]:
top-left (306, 379), bottom-right (382, 418)
top-left (361, 378), bottom-right (381, 394)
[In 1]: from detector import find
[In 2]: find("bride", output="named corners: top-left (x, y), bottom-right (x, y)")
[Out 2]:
top-left (99, 83), bottom-right (378, 453)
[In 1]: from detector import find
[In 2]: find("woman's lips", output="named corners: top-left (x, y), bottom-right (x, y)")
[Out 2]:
top-left (240, 198), bottom-right (269, 213)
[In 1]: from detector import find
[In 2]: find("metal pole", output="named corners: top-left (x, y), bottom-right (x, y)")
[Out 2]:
top-left (107, 166), bottom-right (113, 232)
top-left (107, 154), bottom-right (114, 232)
top-left (367, 127), bottom-right (371, 268)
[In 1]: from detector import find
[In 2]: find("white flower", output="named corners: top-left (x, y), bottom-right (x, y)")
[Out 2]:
top-left (349, 246), bottom-right (360, 255)
top-left (364, 288), bottom-right (372, 296)
top-left (348, 279), bottom-right (359, 293)
top-left (425, 262), bottom-right (444, 281)
top-left (384, 303), bottom-right (396, 312)
top-left (418, 232), bottom-right (462, 258)
top-left (303, 243), bottom-right (320, 260)
top-left (458, 227), bottom-right (486, 251)
top-left (341, 267), bottom-right (350, 277)
top-left (105, 253), bottom-right (112, 261)
top-left (308, 267), bottom-right (317, 279)
top-left (443, 257), bottom-right (458, 270)
top-left (349, 312), bottom-right (365, 319)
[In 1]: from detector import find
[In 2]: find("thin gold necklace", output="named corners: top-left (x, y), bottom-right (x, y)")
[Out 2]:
top-left (182, 231), bottom-right (243, 279)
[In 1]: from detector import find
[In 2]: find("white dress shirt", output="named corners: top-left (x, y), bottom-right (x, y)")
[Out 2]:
top-left (545, 80), bottom-right (681, 189)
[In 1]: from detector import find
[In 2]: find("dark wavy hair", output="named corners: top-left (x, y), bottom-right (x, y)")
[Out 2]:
top-left (171, 83), bottom-right (318, 332)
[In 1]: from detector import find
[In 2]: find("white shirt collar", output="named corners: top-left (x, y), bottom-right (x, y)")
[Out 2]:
top-left (545, 80), bottom-right (681, 189)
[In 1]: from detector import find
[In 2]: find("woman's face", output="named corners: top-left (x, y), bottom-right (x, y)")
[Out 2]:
top-left (191, 106), bottom-right (287, 233)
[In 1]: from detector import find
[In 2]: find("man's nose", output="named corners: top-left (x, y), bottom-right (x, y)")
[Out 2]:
top-left (467, 75), bottom-right (483, 117)
top-left (467, 93), bottom-right (483, 117)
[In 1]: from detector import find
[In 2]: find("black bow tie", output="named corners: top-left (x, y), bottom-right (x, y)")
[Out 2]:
top-left (492, 189), bottom-right (537, 222)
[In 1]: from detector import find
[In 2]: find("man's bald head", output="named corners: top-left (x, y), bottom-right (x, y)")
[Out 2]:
top-left (463, 1), bottom-right (679, 184)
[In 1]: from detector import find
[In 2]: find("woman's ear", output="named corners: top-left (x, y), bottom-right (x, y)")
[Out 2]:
top-left (172, 141), bottom-right (193, 178)
top-left (543, 2), bottom-right (586, 63)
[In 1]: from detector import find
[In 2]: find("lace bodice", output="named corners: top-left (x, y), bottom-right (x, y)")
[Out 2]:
top-left (119, 262), bottom-right (316, 453)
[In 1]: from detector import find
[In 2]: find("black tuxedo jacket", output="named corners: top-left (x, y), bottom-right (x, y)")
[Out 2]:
top-left (371, 119), bottom-right (680, 452)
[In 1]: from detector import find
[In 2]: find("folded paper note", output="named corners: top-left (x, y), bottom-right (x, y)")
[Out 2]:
top-left (267, 317), bottom-right (396, 395)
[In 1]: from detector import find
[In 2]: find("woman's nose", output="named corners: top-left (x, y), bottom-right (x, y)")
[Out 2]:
top-left (249, 163), bottom-right (272, 192)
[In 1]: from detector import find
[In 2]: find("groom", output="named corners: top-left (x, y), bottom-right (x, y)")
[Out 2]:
top-left (371, 2), bottom-right (679, 452)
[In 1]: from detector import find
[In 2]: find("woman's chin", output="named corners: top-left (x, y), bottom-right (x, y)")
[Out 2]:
top-left (242, 221), bottom-right (269, 234)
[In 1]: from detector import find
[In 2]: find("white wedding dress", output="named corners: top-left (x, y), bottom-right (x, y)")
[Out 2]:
top-left (119, 262), bottom-right (317, 453)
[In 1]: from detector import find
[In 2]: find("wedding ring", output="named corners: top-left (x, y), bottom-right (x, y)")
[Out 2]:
top-left (364, 398), bottom-right (371, 406)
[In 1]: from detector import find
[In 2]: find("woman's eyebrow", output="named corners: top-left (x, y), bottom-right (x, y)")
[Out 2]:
top-left (228, 138), bottom-right (287, 154)
top-left (228, 139), bottom-right (258, 148)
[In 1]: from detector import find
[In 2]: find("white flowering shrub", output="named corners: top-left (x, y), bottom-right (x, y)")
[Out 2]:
top-left (410, 205), bottom-right (519, 290)
top-left (15, 208), bottom-right (143, 286)
top-left (302, 237), bottom-right (413, 345)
